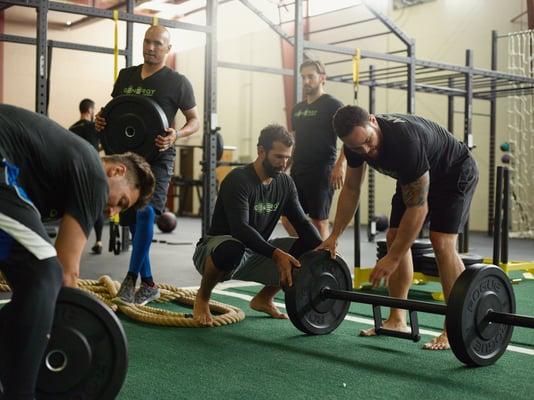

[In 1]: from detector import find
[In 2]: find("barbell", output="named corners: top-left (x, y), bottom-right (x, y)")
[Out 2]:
top-left (36, 287), bottom-right (128, 399)
top-left (285, 251), bottom-right (534, 367)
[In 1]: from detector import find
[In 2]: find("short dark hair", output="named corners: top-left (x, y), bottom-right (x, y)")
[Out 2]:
top-left (101, 152), bottom-right (155, 210)
top-left (300, 59), bottom-right (326, 75)
top-left (332, 105), bottom-right (370, 138)
top-left (257, 124), bottom-right (294, 152)
top-left (79, 98), bottom-right (95, 114)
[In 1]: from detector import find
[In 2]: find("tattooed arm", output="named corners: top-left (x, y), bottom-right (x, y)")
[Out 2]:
top-left (369, 171), bottom-right (430, 286)
top-left (387, 172), bottom-right (430, 261)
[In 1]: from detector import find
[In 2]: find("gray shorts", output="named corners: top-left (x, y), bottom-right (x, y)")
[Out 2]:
top-left (192, 236), bottom-right (296, 287)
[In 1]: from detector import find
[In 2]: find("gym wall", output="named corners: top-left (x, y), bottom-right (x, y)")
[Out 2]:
top-left (175, 0), bottom-right (527, 231)
top-left (1, 0), bottom-right (530, 231)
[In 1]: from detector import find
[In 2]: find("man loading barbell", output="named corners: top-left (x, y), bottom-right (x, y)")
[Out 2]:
top-left (0, 104), bottom-right (155, 399)
top-left (319, 105), bottom-right (479, 351)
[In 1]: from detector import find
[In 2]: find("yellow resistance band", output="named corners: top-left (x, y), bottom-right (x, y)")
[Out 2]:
top-left (352, 48), bottom-right (361, 104)
top-left (113, 10), bottom-right (119, 82)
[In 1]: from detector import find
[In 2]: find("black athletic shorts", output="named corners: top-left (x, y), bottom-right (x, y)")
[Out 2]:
top-left (120, 154), bottom-right (174, 226)
top-left (390, 156), bottom-right (479, 234)
top-left (291, 166), bottom-right (334, 221)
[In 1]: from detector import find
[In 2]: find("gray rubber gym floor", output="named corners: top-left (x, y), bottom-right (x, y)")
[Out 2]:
top-left (0, 217), bottom-right (532, 299)
top-left (77, 217), bottom-right (534, 288)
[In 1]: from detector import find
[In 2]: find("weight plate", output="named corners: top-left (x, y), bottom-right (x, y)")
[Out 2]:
top-left (37, 287), bottom-right (128, 399)
top-left (377, 248), bottom-right (432, 262)
top-left (459, 253), bottom-right (484, 266)
top-left (285, 251), bottom-right (352, 335)
top-left (419, 253), bottom-right (484, 268)
top-left (377, 239), bottom-right (432, 251)
top-left (411, 249), bottom-right (433, 257)
top-left (416, 253), bottom-right (439, 276)
top-left (417, 265), bottom-right (440, 277)
top-left (420, 253), bottom-right (436, 262)
top-left (411, 239), bottom-right (432, 249)
top-left (101, 95), bottom-right (168, 162)
top-left (446, 264), bottom-right (515, 366)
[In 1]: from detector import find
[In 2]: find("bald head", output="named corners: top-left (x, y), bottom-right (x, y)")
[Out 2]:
top-left (143, 25), bottom-right (172, 66)
top-left (146, 25), bottom-right (171, 45)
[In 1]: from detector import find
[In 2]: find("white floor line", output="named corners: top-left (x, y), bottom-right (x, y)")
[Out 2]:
top-left (0, 299), bottom-right (9, 304)
top-left (179, 281), bottom-right (265, 291)
top-left (213, 288), bottom-right (534, 357)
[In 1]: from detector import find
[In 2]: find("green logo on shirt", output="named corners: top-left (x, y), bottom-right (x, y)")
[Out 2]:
top-left (122, 86), bottom-right (156, 96)
top-left (294, 109), bottom-right (318, 118)
top-left (254, 202), bottom-right (279, 214)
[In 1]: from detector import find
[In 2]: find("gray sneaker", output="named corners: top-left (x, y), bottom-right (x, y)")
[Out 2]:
top-left (113, 276), bottom-right (136, 305)
top-left (134, 283), bottom-right (161, 306)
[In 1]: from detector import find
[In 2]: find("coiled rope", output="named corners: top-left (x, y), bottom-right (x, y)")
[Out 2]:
top-left (0, 273), bottom-right (245, 328)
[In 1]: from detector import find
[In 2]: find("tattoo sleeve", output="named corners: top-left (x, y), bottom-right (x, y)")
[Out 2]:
top-left (401, 172), bottom-right (430, 207)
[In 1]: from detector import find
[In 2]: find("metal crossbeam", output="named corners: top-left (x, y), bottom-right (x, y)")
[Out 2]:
top-left (363, 2), bottom-right (413, 46)
top-left (305, 41), bottom-right (534, 85)
top-left (218, 61), bottom-right (293, 76)
top-left (0, 0), bottom-right (212, 33)
top-left (0, 34), bottom-right (127, 55)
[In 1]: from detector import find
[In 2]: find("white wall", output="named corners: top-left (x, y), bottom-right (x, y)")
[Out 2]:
top-left (3, 6), bottom-right (130, 125)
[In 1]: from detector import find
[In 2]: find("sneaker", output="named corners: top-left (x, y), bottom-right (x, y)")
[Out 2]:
top-left (91, 243), bottom-right (103, 255)
top-left (134, 283), bottom-right (161, 306)
top-left (113, 276), bottom-right (136, 305)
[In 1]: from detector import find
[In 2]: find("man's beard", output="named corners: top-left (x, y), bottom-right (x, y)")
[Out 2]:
top-left (262, 158), bottom-right (283, 178)
top-left (304, 85), bottom-right (319, 96)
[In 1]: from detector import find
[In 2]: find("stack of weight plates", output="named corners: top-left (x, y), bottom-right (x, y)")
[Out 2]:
top-left (376, 239), bottom-right (433, 272)
top-left (417, 253), bottom-right (484, 277)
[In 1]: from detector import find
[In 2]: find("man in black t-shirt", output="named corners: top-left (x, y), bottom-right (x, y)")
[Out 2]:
top-left (69, 98), bottom-right (100, 151)
top-left (96, 25), bottom-right (200, 307)
top-left (192, 124), bottom-right (322, 326)
top-left (320, 105), bottom-right (478, 351)
top-left (283, 60), bottom-right (345, 239)
top-left (69, 98), bottom-right (104, 254)
top-left (0, 104), bottom-right (155, 399)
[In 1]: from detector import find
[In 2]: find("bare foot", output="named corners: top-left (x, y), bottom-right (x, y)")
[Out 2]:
top-left (423, 332), bottom-right (450, 350)
top-left (250, 296), bottom-right (287, 319)
top-left (359, 319), bottom-right (410, 336)
top-left (193, 295), bottom-right (214, 327)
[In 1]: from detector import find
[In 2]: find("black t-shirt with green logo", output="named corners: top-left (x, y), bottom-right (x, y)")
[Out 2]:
top-left (344, 114), bottom-right (470, 184)
top-left (69, 119), bottom-right (100, 151)
top-left (208, 164), bottom-right (320, 257)
top-left (0, 104), bottom-right (108, 236)
top-left (111, 65), bottom-right (196, 160)
top-left (291, 94), bottom-right (343, 175)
